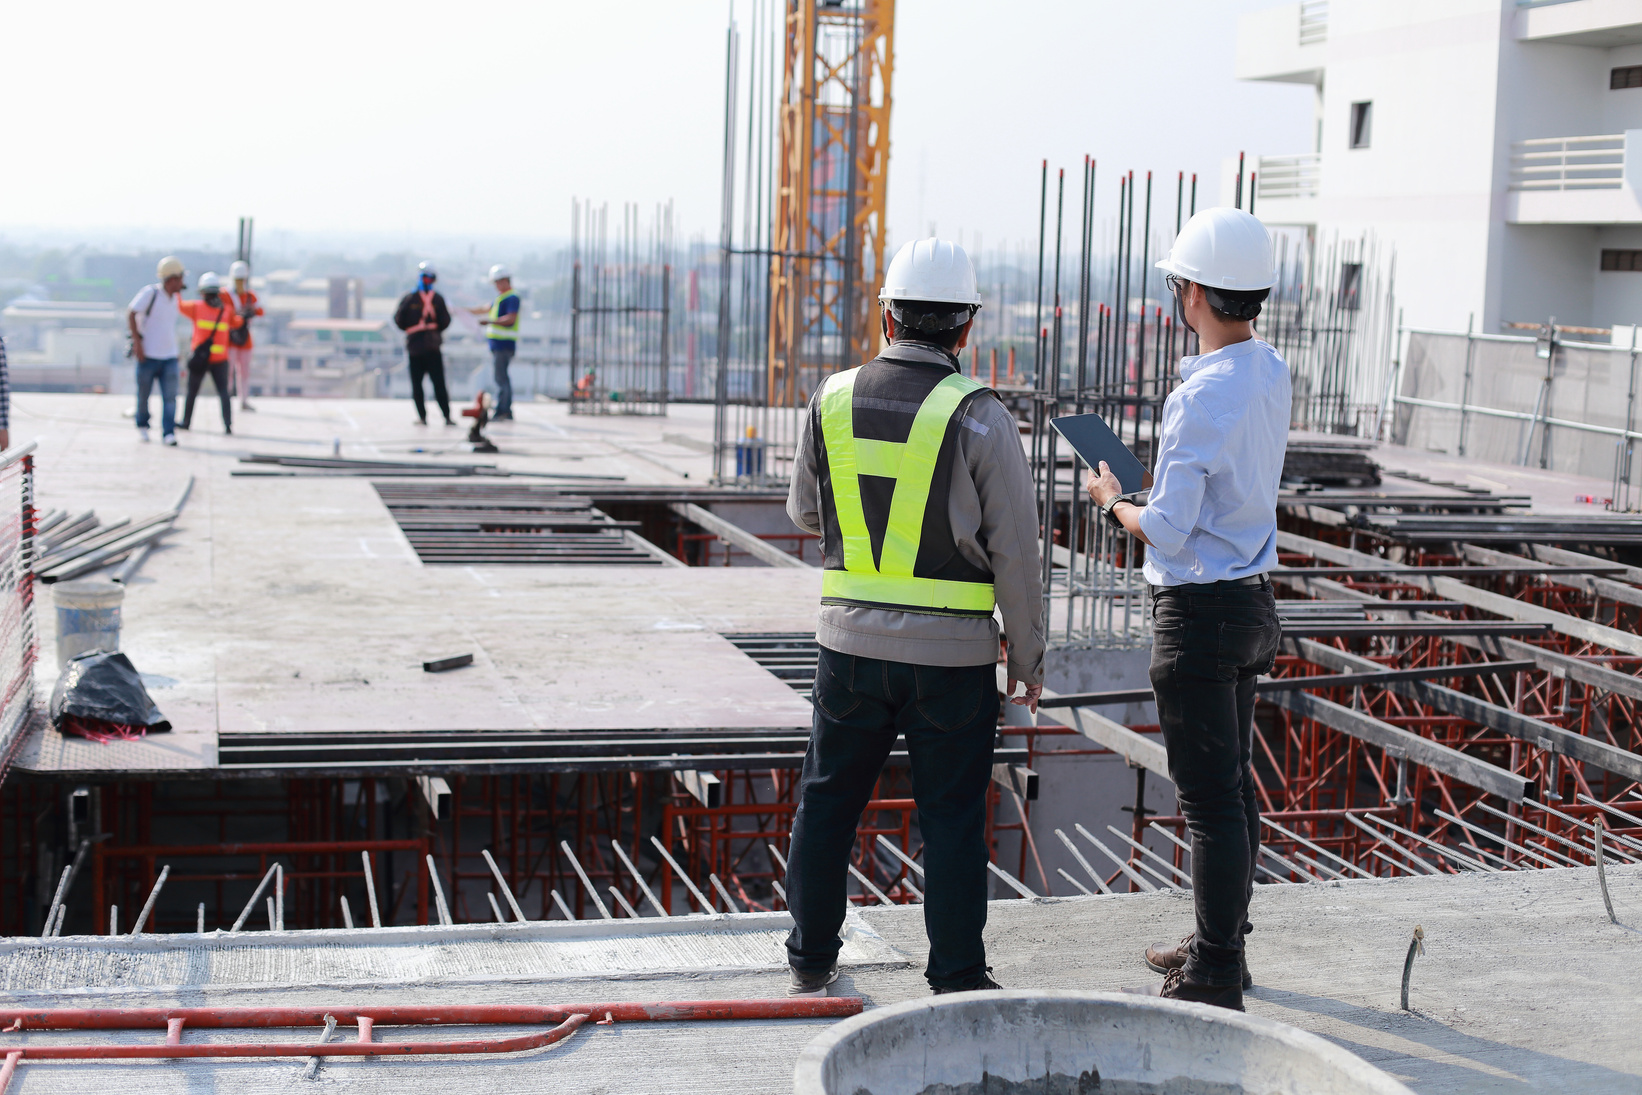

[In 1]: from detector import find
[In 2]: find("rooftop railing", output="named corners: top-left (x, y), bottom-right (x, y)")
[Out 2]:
top-left (1510, 134), bottom-right (1625, 190)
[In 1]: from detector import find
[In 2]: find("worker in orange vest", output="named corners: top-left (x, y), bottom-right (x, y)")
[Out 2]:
top-left (226, 260), bottom-right (263, 412)
top-left (178, 272), bottom-right (243, 435)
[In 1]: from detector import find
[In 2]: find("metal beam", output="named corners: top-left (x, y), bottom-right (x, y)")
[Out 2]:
top-left (1460, 543), bottom-right (1642, 611)
top-left (669, 502), bottom-right (813, 569)
top-left (1263, 689), bottom-right (1533, 802)
top-left (1295, 639), bottom-right (1642, 785)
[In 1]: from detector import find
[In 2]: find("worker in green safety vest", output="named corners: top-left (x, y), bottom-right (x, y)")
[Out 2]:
top-left (469, 264), bottom-right (520, 420)
top-left (783, 237), bottom-right (1045, 997)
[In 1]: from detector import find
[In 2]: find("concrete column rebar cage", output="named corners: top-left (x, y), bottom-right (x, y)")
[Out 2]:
top-left (569, 200), bottom-right (673, 417)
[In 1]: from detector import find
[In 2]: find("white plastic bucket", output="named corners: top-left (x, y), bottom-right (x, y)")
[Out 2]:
top-left (54, 580), bottom-right (124, 668)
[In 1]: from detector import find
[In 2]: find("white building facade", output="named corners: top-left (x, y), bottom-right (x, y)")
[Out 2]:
top-left (1240, 0), bottom-right (1642, 336)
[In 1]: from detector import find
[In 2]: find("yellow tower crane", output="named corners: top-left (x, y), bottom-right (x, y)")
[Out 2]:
top-left (767, 0), bottom-right (894, 407)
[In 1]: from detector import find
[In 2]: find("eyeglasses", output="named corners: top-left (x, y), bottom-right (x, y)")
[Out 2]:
top-left (1164, 274), bottom-right (1188, 294)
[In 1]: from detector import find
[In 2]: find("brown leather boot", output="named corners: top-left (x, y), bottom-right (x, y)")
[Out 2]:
top-left (1144, 932), bottom-right (1253, 990)
top-left (1156, 967), bottom-right (1244, 1011)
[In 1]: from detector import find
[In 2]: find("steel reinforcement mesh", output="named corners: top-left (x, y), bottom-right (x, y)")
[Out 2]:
top-left (0, 457), bottom-right (36, 780)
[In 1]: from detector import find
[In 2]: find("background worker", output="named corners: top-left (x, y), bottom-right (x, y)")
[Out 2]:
top-left (225, 260), bottom-right (263, 412)
top-left (393, 261), bottom-right (453, 426)
top-left (1086, 207), bottom-right (1288, 1012)
top-left (783, 238), bottom-right (1045, 998)
top-left (127, 256), bottom-right (186, 445)
top-left (178, 272), bottom-right (243, 434)
top-left (468, 264), bottom-right (519, 420)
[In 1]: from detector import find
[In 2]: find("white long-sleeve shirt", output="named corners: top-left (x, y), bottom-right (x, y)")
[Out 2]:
top-left (1138, 338), bottom-right (1290, 586)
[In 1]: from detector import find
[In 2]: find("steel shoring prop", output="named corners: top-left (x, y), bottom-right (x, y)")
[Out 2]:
top-left (480, 849), bottom-right (529, 923)
top-left (1074, 825), bottom-right (1156, 893)
top-left (1433, 809), bottom-right (1568, 869)
top-left (559, 841), bottom-right (613, 920)
top-left (1053, 829), bottom-right (1114, 895)
top-left (610, 842), bottom-right (668, 917)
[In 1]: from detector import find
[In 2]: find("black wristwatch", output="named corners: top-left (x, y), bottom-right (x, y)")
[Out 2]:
top-left (1101, 491), bottom-right (1148, 530)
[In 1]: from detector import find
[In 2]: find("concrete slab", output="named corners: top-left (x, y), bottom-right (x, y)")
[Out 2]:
top-left (8, 395), bottom-right (820, 776)
top-left (0, 865), bottom-right (1636, 1094)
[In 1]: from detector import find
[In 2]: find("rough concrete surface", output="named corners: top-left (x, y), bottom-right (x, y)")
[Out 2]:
top-left (0, 866), bottom-right (1637, 1093)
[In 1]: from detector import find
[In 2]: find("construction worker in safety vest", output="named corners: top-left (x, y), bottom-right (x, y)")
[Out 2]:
top-left (393, 261), bottom-right (454, 426)
top-left (1088, 207), bottom-right (1288, 1012)
top-left (784, 238), bottom-right (1045, 997)
top-left (178, 272), bottom-right (243, 435)
top-left (467, 264), bottom-right (520, 420)
top-left (225, 260), bottom-right (263, 413)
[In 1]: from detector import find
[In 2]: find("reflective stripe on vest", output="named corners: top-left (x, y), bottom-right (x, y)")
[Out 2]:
top-left (487, 293), bottom-right (519, 341)
top-left (819, 367), bottom-right (995, 615)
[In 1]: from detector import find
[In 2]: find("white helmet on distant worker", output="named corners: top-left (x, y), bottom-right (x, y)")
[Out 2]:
top-left (1155, 207), bottom-right (1276, 292)
top-left (417, 261), bottom-right (437, 278)
top-left (488, 263), bottom-right (511, 282)
top-left (878, 238), bottom-right (982, 307)
top-left (229, 260), bottom-right (250, 281)
top-left (156, 256), bottom-right (185, 280)
top-left (197, 272), bottom-right (221, 291)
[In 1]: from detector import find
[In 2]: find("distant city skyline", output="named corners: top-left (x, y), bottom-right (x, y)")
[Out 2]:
top-left (0, 0), bottom-right (1312, 256)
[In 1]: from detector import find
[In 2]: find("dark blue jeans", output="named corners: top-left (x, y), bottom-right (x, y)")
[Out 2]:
top-left (1149, 579), bottom-right (1282, 987)
top-left (491, 345), bottom-right (515, 417)
top-left (135, 357), bottom-right (178, 435)
top-left (785, 646), bottom-right (998, 989)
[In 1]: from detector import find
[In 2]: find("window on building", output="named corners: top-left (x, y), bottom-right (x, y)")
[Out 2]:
top-left (1349, 101), bottom-right (1373, 149)
top-left (1601, 249), bottom-right (1642, 271)
top-left (286, 357), bottom-right (303, 371)
top-left (1611, 66), bottom-right (1642, 90)
top-left (286, 386), bottom-right (303, 396)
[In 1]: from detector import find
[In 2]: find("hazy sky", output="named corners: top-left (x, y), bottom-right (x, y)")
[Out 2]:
top-left (0, 0), bottom-right (1313, 255)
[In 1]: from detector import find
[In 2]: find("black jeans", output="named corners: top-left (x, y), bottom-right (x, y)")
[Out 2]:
top-left (1149, 579), bottom-right (1282, 987)
top-left (785, 646), bottom-right (998, 989)
top-left (182, 360), bottom-right (231, 430)
top-left (409, 349), bottom-right (451, 423)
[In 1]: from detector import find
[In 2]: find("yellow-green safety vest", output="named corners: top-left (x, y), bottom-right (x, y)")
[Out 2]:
top-left (819, 366), bottom-right (996, 615)
top-left (487, 293), bottom-right (520, 342)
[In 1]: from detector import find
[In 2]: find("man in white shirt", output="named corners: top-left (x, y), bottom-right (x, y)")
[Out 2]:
top-left (1087, 207), bottom-right (1288, 1012)
top-left (127, 256), bottom-right (186, 445)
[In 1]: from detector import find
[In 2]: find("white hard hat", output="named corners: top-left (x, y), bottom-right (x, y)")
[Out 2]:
top-left (418, 261), bottom-right (437, 278)
top-left (878, 238), bottom-right (982, 307)
top-left (1155, 207), bottom-right (1276, 291)
top-left (229, 260), bottom-right (250, 281)
top-left (156, 256), bottom-right (185, 280)
top-left (197, 272), bottom-right (221, 291)
top-left (488, 264), bottom-right (511, 282)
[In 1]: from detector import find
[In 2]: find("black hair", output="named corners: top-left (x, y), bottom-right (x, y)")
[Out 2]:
top-left (1203, 285), bottom-right (1269, 322)
top-left (885, 299), bottom-right (976, 352)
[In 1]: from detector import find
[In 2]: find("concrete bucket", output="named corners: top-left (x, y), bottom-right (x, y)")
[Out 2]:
top-left (793, 990), bottom-right (1414, 1095)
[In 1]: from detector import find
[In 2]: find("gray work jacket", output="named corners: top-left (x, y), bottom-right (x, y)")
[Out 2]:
top-left (787, 341), bottom-right (1046, 685)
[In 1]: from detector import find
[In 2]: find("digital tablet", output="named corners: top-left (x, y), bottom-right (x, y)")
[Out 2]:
top-left (1050, 413), bottom-right (1151, 494)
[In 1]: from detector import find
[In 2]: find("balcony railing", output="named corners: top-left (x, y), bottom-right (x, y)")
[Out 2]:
top-left (1257, 153), bottom-right (1321, 201)
top-left (1299, 0), bottom-right (1328, 45)
top-left (1510, 134), bottom-right (1625, 191)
